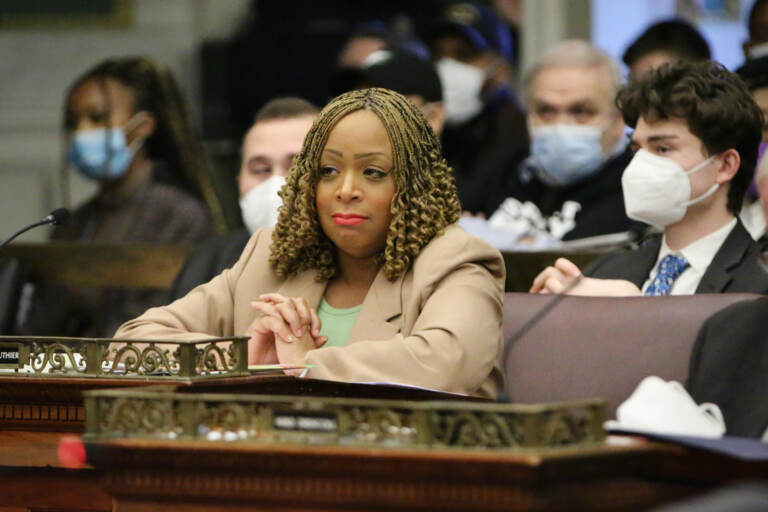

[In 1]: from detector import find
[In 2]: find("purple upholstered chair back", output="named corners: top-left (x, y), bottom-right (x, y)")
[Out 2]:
top-left (502, 293), bottom-right (760, 416)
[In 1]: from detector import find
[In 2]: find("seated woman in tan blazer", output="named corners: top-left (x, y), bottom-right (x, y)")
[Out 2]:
top-left (114, 88), bottom-right (505, 398)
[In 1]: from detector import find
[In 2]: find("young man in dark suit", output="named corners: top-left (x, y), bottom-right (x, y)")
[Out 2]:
top-left (531, 60), bottom-right (768, 296)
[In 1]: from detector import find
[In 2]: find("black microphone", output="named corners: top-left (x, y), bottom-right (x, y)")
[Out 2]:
top-left (42, 208), bottom-right (70, 226)
top-left (0, 208), bottom-right (71, 247)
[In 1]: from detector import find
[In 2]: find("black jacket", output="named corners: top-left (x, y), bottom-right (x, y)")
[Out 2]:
top-left (169, 228), bottom-right (251, 302)
top-left (443, 97), bottom-right (529, 218)
top-left (585, 220), bottom-right (768, 294)
top-left (499, 146), bottom-right (642, 241)
top-left (687, 296), bottom-right (768, 437)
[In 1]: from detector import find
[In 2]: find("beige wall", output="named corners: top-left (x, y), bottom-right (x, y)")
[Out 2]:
top-left (0, 0), bottom-right (247, 242)
top-left (520, 0), bottom-right (592, 92)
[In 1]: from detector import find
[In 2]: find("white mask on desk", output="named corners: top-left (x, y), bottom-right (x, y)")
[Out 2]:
top-left (605, 376), bottom-right (726, 438)
top-left (239, 175), bottom-right (286, 233)
top-left (622, 149), bottom-right (718, 228)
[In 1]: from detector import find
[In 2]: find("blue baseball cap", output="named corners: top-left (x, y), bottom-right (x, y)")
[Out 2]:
top-left (430, 2), bottom-right (514, 61)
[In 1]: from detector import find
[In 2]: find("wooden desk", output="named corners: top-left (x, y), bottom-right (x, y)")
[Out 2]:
top-left (0, 243), bottom-right (191, 290)
top-left (0, 430), bottom-right (111, 512)
top-left (0, 374), bottom-right (471, 433)
top-left (0, 374), bottom-right (480, 511)
top-left (83, 436), bottom-right (768, 512)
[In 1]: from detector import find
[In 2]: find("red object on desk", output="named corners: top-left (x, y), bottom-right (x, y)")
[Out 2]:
top-left (57, 434), bottom-right (86, 469)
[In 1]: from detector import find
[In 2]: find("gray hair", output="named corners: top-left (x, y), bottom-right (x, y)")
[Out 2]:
top-left (524, 39), bottom-right (622, 106)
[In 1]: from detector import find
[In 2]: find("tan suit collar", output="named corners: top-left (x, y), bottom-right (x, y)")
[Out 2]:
top-left (276, 269), bottom-right (326, 309)
top-left (347, 268), bottom-right (403, 343)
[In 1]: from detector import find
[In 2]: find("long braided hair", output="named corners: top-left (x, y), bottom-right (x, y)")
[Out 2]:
top-left (63, 56), bottom-right (225, 228)
top-left (269, 87), bottom-right (461, 282)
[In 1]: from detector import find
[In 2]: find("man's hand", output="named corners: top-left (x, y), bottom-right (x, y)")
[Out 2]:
top-left (530, 258), bottom-right (582, 294)
top-left (531, 257), bottom-right (641, 296)
top-left (566, 277), bottom-right (642, 296)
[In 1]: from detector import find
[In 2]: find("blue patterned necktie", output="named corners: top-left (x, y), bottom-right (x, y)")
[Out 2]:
top-left (644, 254), bottom-right (690, 296)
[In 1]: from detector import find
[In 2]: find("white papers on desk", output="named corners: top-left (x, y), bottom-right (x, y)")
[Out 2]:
top-left (458, 217), bottom-right (560, 251)
top-left (459, 216), bottom-right (633, 252)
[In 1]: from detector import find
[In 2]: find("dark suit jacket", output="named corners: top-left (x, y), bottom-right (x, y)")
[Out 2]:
top-left (584, 220), bottom-right (768, 294)
top-left (686, 297), bottom-right (768, 437)
top-left (169, 228), bottom-right (251, 302)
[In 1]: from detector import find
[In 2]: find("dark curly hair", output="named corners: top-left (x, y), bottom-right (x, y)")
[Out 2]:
top-left (616, 60), bottom-right (763, 214)
top-left (622, 19), bottom-right (710, 70)
top-left (269, 87), bottom-right (461, 281)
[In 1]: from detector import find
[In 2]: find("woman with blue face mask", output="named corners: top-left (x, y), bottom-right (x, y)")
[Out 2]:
top-left (17, 56), bottom-right (217, 339)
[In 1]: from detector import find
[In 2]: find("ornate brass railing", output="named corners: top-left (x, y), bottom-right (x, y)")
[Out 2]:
top-left (0, 336), bottom-right (248, 380)
top-left (83, 386), bottom-right (605, 450)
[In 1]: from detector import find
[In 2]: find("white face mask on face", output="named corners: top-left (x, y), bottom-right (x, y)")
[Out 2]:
top-left (239, 174), bottom-right (286, 233)
top-left (621, 149), bottom-right (719, 228)
top-left (435, 57), bottom-right (485, 126)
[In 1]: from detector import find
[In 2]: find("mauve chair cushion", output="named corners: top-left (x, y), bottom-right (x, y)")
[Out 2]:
top-left (502, 292), bottom-right (760, 415)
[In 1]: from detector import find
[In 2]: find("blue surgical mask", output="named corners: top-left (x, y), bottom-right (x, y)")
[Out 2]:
top-left (68, 113), bottom-right (146, 181)
top-left (529, 123), bottom-right (606, 186)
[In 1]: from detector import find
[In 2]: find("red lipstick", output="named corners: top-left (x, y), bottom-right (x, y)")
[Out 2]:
top-left (332, 213), bottom-right (366, 226)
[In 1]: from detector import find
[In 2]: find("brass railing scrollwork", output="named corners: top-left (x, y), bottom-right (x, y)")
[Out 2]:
top-left (0, 335), bottom-right (249, 380)
top-left (196, 343), bottom-right (235, 375)
top-left (83, 389), bottom-right (606, 451)
top-left (29, 342), bottom-right (87, 374)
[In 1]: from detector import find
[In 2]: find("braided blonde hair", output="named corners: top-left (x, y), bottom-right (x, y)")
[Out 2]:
top-left (269, 87), bottom-right (460, 281)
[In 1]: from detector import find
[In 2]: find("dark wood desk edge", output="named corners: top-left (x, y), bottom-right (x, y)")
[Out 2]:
top-left (82, 438), bottom-right (715, 511)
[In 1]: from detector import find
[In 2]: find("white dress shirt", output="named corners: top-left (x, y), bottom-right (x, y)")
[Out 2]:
top-left (641, 218), bottom-right (737, 295)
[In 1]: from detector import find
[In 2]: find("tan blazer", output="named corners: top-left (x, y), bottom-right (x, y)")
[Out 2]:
top-left (115, 225), bottom-right (505, 398)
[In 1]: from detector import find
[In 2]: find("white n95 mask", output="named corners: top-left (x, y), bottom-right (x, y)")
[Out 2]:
top-left (605, 376), bottom-right (726, 438)
top-left (435, 58), bottom-right (484, 126)
top-left (622, 149), bottom-right (718, 228)
top-left (239, 175), bottom-right (286, 233)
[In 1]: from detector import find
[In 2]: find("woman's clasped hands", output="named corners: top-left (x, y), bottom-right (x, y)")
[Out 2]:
top-left (247, 293), bottom-right (328, 367)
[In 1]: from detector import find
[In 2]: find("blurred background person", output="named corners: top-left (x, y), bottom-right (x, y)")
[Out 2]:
top-left (336, 21), bottom-right (396, 68)
top-left (427, 1), bottom-right (529, 217)
top-left (622, 19), bottom-right (711, 79)
top-left (741, 155), bottom-right (768, 243)
top-left (474, 40), bottom-right (638, 247)
top-left (331, 50), bottom-right (445, 137)
top-left (18, 56), bottom-right (214, 338)
top-left (743, 0), bottom-right (768, 61)
top-left (170, 97), bottom-right (318, 300)
top-left (736, 55), bottom-right (768, 242)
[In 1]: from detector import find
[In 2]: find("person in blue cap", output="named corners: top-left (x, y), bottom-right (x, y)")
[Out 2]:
top-left (427, 1), bottom-right (529, 218)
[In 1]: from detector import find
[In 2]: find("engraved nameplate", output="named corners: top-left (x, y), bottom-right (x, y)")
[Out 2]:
top-left (0, 343), bottom-right (23, 369)
top-left (273, 412), bottom-right (338, 433)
